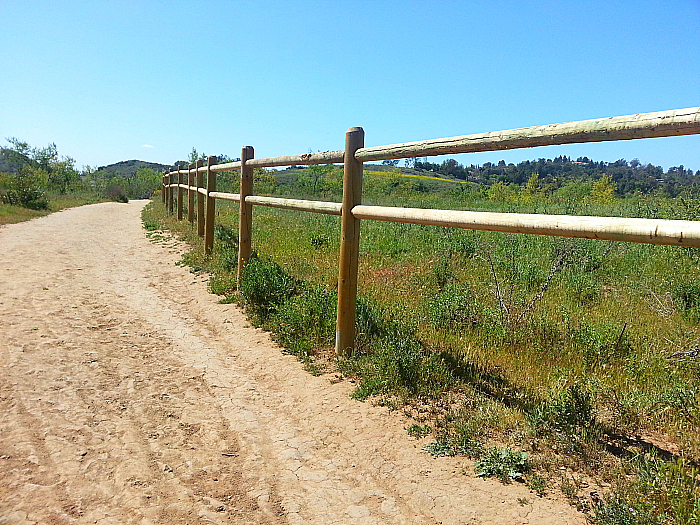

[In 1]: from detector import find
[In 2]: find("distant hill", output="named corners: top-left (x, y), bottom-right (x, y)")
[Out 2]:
top-left (95, 160), bottom-right (170, 179)
top-left (0, 147), bottom-right (31, 173)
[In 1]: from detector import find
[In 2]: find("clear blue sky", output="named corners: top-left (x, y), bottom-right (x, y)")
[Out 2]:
top-left (1, 0), bottom-right (698, 171)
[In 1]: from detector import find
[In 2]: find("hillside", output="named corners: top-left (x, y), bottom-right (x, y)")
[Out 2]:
top-left (95, 159), bottom-right (170, 179)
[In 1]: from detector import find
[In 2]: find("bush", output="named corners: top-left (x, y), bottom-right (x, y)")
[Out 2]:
top-left (0, 173), bottom-right (49, 210)
top-left (272, 285), bottom-right (336, 356)
top-left (427, 282), bottom-right (481, 330)
top-left (528, 383), bottom-right (598, 438)
top-left (105, 184), bottom-right (128, 203)
top-left (239, 257), bottom-right (298, 321)
top-left (672, 281), bottom-right (700, 320)
top-left (474, 447), bottom-right (529, 483)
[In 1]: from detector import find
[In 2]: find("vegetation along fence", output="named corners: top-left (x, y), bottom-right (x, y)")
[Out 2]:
top-left (162, 106), bottom-right (700, 356)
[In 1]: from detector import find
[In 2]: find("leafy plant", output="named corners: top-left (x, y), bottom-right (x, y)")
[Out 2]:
top-left (427, 282), bottom-right (481, 330)
top-left (474, 447), bottom-right (529, 483)
top-left (239, 256), bottom-right (298, 321)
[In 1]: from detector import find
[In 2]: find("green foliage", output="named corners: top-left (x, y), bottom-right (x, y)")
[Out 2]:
top-left (672, 281), bottom-right (700, 320)
top-left (591, 494), bottom-right (660, 525)
top-left (427, 283), bottom-right (481, 329)
top-left (0, 171), bottom-right (49, 209)
top-left (474, 447), bottom-right (529, 483)
top-left (239, 256), bottom-right (299, 321)
top-left (407, 424), bottom-right (431, 438)
top-left (528, 383), bottom-right (598, 439)
top-left (272, 284), bottom-right (336, 356)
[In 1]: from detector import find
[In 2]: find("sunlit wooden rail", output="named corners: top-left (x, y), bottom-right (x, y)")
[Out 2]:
top-left (162, 106), bottom-right (700, 356)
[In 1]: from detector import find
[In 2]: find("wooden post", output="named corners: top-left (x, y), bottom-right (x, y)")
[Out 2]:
top-left (168, 170), bottom-right (174, 214)
top-left (177, 166), bottom-right (184, 221)
top-left (205, 156), bottom-right (217, 255)
top-left (162, 173), bottom-right (166, 203)
top-left (237, 146), bottom-right (254, 285)
top-left (187, 163), bottom-right (195, 224)
top-left (196, 159), bottom-right (205, 236)
top-left (335, 127), bottom-right (364, 356)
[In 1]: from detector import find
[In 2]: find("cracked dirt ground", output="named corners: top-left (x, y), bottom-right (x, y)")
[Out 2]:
top-left (0, 201), bottom-right (586, 524)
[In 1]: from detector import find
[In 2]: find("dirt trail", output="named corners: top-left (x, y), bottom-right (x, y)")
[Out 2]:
top-left (0, 201), bottom-right (586, 525)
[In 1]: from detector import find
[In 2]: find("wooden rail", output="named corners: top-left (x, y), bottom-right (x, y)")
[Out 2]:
top-left (162, 106), bottom-right (700, 356)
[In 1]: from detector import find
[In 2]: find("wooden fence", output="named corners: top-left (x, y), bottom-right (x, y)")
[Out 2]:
top-left (162, 106), bottom-right (700, 356)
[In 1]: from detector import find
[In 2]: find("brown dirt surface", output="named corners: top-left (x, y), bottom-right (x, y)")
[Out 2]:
top-left (0, 201), bottom-right (587, 524)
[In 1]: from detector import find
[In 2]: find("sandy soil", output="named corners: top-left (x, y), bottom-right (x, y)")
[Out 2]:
top-left (0, 201), bottom-right (587, 525)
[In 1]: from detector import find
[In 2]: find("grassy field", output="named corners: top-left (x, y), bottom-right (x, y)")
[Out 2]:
top-left (0, 192), bottom-right (109, 225)
top-left (143, 169), bottom-right (700, 524)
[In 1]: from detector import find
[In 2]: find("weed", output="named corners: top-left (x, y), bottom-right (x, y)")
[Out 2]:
top-left (407, 424), bottom-right (431, 438)
top-left (426, 283), bottom-right (481, 330)
top-left (672, 281), bottom-right (700, 321)
top-left (271, 284), bottom-right (336, 356)
top-left (143, 220), bottom-right (160, 231)
top-left (528, 383), bottom-right (599, 439)
top-left (239, 256), bottom-right (298, 322)
top-left (474, 447), bottom-right (529, 483)
top-left (527, 472), bottom-right (549, 496)
top-left (214, 224), bottom-right (238, 248)
top-left (590, 494), bottom-right (659, 525)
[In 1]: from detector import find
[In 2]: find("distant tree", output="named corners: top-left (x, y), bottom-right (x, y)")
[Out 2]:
top-left (590, 173), bottom-right (616, 203)
top-left (382, 159), bottom-right (399, 167)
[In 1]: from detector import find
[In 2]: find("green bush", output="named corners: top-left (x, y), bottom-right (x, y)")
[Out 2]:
top-left (528, 383), bottom-right (598, 438)
top-left (591, 494), bottom-right (659, 525)
top-left (570, 322), bottom-right (631, 368)
top-left (474, 447), bottom-right (529, 483)
top-left (427, 282), bottom-right (481, 330)
top-left (0, 173), bottom-right (49, 210)
top-left (672, 281), bottom-right (700, 320)
top-left (239, 257), bottom-right (298, 321)
top-left (272, 285), bottom-right (336, 356)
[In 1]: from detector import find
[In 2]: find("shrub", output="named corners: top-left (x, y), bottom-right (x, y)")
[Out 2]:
top-left (672, 280), bottom-right (700, 320)
top-left (528, 383), bottom-right (598, 439)
top-left (0, 173), bottom-right (49, 210)
top-left (591, 494), bottom-right (659, 525)
top-left (239, 256), bottom-right (298, 321)
top-left (105, 184), bottom-right (128, 203)
top-left (474, 447), bottom-right (529, 483)
top-left (427, 282), bottom-right (481, 330)
top-left (570, 322), bottom-right (632, 368)
top-left (272, 285), bottom-right (336, 356)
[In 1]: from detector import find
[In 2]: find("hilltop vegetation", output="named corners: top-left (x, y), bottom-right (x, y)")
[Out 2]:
top-left (0, 139), bottom-right (168, 222)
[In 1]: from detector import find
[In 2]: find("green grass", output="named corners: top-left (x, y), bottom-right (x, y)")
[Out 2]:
top-left (142, 183), bottom-right (700, 524)
top-left (0, 192), bottom-right (108, 225)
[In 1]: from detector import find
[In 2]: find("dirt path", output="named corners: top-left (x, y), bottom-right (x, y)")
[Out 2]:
top-left (0, 201), bottom-right (586, 525)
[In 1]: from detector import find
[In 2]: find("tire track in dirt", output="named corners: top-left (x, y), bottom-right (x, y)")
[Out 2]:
top-left (0, 201), bottom-right (585, 524)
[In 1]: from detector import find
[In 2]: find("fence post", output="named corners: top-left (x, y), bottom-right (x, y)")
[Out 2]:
top-left (162, 173), bottom-right (166, 203)
top-left (335, 127), bottom-right (365, 356)
top-left (237, 146), bottom-right (254, 285)
top-left (177, 166), bottom-right (184, 220)
top-left (188, 163), bottom-right (195, 224)
top-left (168, 169), bottom-right (174, 214)
top-left (196, 159), bottom-right (205, 236)
top-left (205, 156), bottom-right (217, 255)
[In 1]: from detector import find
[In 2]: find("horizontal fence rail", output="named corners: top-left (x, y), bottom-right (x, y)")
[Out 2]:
top-left (162, 106), bottom-right (700, 355)
top-left (351, 206), bottom-right (700, 247)
top-left (356, 107), bottom-right (700, 161)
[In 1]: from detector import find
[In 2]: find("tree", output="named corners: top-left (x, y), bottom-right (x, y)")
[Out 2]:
top-left (590, 173), bottom-right (616, 203)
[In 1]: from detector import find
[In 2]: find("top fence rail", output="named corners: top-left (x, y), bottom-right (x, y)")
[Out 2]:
top-left (355, 107), bottom-right (700, 162)
top-left (167, 107), bottom-right (699, 174)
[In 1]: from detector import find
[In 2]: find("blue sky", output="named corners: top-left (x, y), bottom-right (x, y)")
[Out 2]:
top-left (1, 0), bottom-right (698, 171)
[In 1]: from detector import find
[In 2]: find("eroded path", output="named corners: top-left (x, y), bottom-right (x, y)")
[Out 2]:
top-left (0, 201), bottom-right (586, 525)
